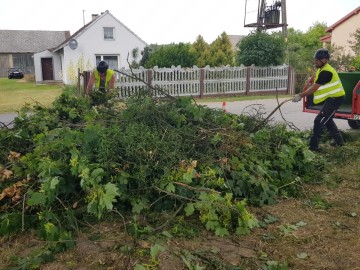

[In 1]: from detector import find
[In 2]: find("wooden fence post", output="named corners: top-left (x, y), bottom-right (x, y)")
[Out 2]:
top-left (245, 66), bottom-right (251, 95)
top-left (147, 69), bottom-right (153, 96)
top-left (200, 68), bottom-right (205, 98)
top-left (287, 66), bottom-right (291, 95)
top-left (83, 71), bottom-right (91, 96)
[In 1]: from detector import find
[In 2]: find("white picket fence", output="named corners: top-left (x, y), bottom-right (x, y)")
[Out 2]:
top-left (112, 65), bottom-right (295, 98)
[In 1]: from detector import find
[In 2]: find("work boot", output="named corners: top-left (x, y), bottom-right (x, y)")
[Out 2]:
top-left (331, 132), bottom-right (344, 147)
top-left (330, 140), bottom-right (344, 147)
top-left (309, 146), bottom-right (320, 152)
top-left (330, 142), bottom-right (344, 147)
top-left (309, 136), bottom-right (319, 152)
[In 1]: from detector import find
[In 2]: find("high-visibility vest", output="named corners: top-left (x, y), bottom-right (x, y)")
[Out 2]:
top-left (313, 63), bottom-right (345, 104)
top-left (93, 69), bottom-right (115, 89)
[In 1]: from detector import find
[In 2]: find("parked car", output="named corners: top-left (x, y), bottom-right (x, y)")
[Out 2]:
top-left (8, 67), bottom-right (24, 79)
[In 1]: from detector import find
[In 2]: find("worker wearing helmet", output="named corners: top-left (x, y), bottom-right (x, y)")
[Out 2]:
top-left (86, 60), bottom-right (116, 95)
top-left (292, 48), bottom-right (346, 151)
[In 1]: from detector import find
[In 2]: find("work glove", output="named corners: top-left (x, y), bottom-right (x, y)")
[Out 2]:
top-left (292, 94), bottom-right (302, 102)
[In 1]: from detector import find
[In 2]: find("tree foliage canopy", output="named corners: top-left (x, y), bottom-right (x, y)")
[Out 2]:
top-left (349, 28), bottom-right (360, 55)
top-left (207, 32), bottom-right (234, 67)
top-left (190, 35), bottom-right (211, 68)
top-left (287, 22), bottom-right (327, 73)
top-left (140, 33), bottom-right (234, 68)
top-left (349, 28), bottom-right (360, 71)
top-left (143, 43), bottom-right (197, 68)
top-left (135, 20), bottom-right (359, 73)
top-left (235, 30), bottom-right (286, 66)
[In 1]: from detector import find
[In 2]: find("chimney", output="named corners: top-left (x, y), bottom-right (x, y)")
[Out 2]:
top-left (91, 14), bottom-right (98, 21)
top-left (64, 31), bottom-right (71, 39)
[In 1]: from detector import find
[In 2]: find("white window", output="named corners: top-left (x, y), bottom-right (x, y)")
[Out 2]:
top-left (103, 27), bottom-right (114, 40)
top-left (96, 55), bottom-right (119, 69)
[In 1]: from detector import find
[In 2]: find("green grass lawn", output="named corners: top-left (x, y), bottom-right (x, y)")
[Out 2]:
top-left (0, 78), bottom-right (63, 113)
top-left (0, 77), bottom-right (292, 113)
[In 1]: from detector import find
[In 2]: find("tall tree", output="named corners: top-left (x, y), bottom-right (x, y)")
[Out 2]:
top-left (208, 32), bottom-right (234, 67)
top-left (301, 22), bottom-right (327, 49)
top-left (287, 22), bottom-right (327, 73)
top-left (143, 43), bottom-right (196, 68)
top-left (287, 28), bottom-right (309, 72)
top-left (190, 35), bottom-right (211, 67)
top-left (139, 46), bottom-right (153, 67)
top-left (349, 28), bottom-right (360, 55)
top-left (129, 47), bottom-right (140, 68)
top-left (349, 29), bottom-right (360, 70)
top-left (236, 30), bottom-right (285, 66)
top-left (329, 45), bottom-right (354, 71)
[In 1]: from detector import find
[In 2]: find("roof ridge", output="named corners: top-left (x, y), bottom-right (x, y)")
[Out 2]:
top-left (326, 6), bottom-right (360, 32)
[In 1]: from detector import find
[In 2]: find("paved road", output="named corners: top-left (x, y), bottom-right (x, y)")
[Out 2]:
top-left (0, 98), bottom-right (352, 131)
top-left (0, 113), bottom-right (18, 128)
top-left (199, 98), bottom-right (351, 131)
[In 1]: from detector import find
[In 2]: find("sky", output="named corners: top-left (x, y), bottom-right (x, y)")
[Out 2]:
top-left (1, 0), bottom-right (359, 45)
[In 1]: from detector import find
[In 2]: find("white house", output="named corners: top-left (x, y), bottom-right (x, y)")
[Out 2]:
top-left (320, 6), bottom-right (360, 56)
top-left (33, 10), bottom-right (147, 85)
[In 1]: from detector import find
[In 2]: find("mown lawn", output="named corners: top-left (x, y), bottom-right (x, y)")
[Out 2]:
top-left (0, 78), bottom-right (63, 113)
top-left (0, 77), bottom-right (294, 114)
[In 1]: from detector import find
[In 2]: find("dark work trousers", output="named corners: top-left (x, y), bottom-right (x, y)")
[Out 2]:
top-left (309, 95), bottom-right (345, 150)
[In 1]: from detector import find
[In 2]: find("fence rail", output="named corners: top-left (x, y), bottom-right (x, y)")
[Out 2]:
top-left (85, 65), bottom-right (296, 98)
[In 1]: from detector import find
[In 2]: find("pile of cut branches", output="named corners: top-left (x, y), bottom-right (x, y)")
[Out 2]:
top-left (0, 88), bottom-right (326, 240)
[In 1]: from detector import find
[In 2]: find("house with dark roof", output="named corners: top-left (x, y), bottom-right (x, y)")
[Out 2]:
top-left (320, 6), bottom-right (360, 56)
top-left (0, 30), bottom-right (69, 78)
top-left (1, 10), bottom-right (147, 85)
top-left (33, 10), bottom-right (147, 85)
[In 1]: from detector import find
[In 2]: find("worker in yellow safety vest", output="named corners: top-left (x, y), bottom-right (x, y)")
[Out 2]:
top-left (86, 60), bottom-right (116, 95)
top-left (292, 48), bottom-right (345, 151)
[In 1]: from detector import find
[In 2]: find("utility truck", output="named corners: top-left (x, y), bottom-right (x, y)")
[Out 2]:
top-left (303, 72), bottom-right (360, 129)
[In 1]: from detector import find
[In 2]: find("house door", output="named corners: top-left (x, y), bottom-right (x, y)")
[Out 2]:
top-left (41, 58), bottom-right (54, 80)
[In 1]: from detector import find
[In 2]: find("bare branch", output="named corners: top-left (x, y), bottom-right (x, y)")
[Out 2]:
top-left (174, 181), bottom-right (221, 194)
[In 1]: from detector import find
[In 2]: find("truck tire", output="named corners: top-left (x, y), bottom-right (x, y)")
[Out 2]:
top-left (348, 120), bottom-right (360, 129)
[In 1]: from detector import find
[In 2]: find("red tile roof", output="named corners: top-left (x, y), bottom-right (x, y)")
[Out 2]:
top-left (326, 6), bottom-right (360, 32)
top-left (320, 34), bottom-right (331, 42)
